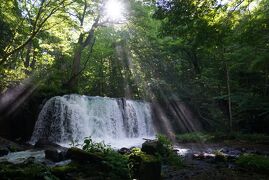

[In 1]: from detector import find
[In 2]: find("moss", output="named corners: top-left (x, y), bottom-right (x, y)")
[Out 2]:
top-left (51, 153), bottom-right (130, 180)
top-left (129, 148), bottom-right (160, 163)
top-left (128, 148), bottom-right (161, 180)
top-left (50, 163), bottom-right (77, 174)
top-left (103, 151), bottom-right (130, 179)
top-left (0, 162), bottom-right (58, 180)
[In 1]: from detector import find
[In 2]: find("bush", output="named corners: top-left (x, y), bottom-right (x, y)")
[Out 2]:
top-left (104, 151), bottom-right (130, 179)
top-left (157, 134), bottom-right (182, 168)
top-left (233, 133), bottom-right (269, 144)
top-left (236, 154), bottom-right (269, 172)
top-left (176, 132), bottom-right (269, 144)
top-left (176, 132), bottom-right (213, 143)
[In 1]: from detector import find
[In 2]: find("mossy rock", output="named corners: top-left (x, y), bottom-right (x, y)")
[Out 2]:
top-left (66, 147), bottom-right (104, 163)
top-left (51, 161), bottom-right (127, 180)
top-left (129, 148), bottom-right (161, 180)
top-left (0, 147), bottom-right (9, 157)
top-left (141, 140), bottom-right (159, 155)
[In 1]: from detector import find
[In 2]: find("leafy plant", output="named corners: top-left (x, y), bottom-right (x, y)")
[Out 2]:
top-left (82, 137), bottom-right (112, 154)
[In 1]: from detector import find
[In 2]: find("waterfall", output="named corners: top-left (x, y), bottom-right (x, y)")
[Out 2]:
top-left (30, 95), bottom-right (155, 148)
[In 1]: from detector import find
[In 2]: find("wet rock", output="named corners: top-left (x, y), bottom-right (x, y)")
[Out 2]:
top-left (193, 152), bottom-right (215, 160)
top-left (220, 147), bottom-right (242, 157)
top-left (66, 147), bottom-right (103, 163)
top-left (141, 140), bottom-right (158, 155)
top-left (34, 138), bottom-right (67, 152)
top-left (0, 137), bottom-right (27, 152)
top-left (0, 150), bottom-right (45, 164)
top-left (23, 156), bottom-right (36, 164)
top-left (118, 147), bottom-right (131, 155)
top-left (0, 147), bottom-right (9, 157)
top-left (45, 149), bottom-right (65, 162)
top-left (215, 152), bottom-right (228, 162)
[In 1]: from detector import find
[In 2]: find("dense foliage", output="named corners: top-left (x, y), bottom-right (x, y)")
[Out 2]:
top-left (0, 0), bottom-right (268, 133)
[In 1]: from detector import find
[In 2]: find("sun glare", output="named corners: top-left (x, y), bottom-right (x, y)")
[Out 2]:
top-left (104, 0), bottom-right (125, 22)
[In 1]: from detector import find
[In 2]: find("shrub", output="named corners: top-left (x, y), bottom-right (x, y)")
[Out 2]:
top-left (82, 137), bottom-right (130, 179)
top-left (104, 151), bottom-right (130, 179)
top-left (176, 132), bottom-right (213, 143)
top-left (236, 154), bottom-right (269, 172)
top-left (157, 134), bottom-right (182, 168)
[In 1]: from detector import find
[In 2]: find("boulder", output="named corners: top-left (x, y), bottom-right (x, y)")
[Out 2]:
top-left (141, 140), bottom-right (158, 155)
top-left (129, 151), bottom-right (161, 180)
top-left (34, 138), bottom-right (67, 152)
top-left (45, 149), bottom-right (65, 162)
top-left (118, 147), bottom-right (131, 155)
top-left (66, 147), bottom-right (103, 163)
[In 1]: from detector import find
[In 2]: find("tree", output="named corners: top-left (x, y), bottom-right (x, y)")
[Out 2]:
top-left (0, 0), bottom-right (70, 65)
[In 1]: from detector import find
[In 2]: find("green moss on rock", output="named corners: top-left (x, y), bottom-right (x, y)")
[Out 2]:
top-left (0, 162), bottom-right (58, 180)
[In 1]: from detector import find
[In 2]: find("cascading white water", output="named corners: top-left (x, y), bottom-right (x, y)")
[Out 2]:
top-left (30, 95), bottom-right (155, 148)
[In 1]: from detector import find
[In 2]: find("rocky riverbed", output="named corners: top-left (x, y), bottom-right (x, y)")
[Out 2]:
top-left (163, 142), bottom-right (269, 179)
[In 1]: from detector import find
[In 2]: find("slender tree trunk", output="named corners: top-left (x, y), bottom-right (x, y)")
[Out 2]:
top-left (24, 41), bottom-right (32, 68)
top-left (225, 62), bottom-right (233, 131)
top-left (100, 58), bottom-right (104, 95)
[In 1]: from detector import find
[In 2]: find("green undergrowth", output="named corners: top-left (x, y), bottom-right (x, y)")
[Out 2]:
top-left (176, 132), bottom-right (269, 144)
top-left (0, 162), bottom-right (58, 180)
top-left (128, 147), bottom-right (160, 179)
top-left (81, 137), bottom-right (130, 179)
top-left (236, 154), bottom-right (269, 173)
top-left (157, 134), bottom-right (183, 168)
top-left (176, 132), bottom-right (213, 143)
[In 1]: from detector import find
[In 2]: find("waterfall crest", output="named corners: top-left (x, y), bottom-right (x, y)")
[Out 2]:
top-left (30, 95), bottom-right (155, 147)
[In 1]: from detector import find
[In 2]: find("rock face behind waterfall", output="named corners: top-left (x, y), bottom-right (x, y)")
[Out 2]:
top-left (30, 95), bottom-right (155, 147)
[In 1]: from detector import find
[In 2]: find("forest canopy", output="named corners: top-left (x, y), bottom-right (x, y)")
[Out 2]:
top-left (0, 0), bottom-right (268, 133)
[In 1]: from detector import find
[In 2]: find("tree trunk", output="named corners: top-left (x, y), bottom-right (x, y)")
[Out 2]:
top-left (66, 15), bottom-right (100, 91)
top-left (225, 62), bottom-right (233, 131)
top-left (68, 45), bottom-right (83, 89)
